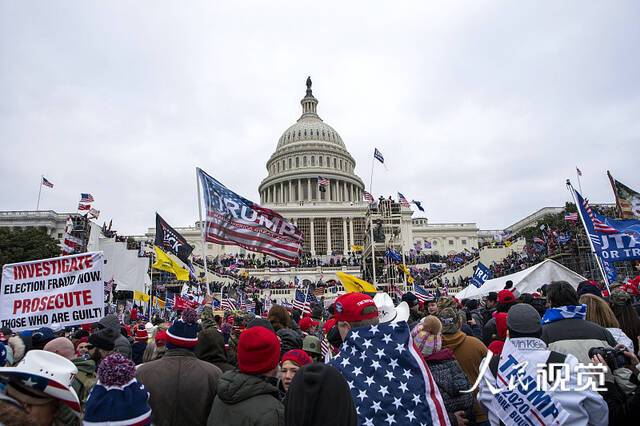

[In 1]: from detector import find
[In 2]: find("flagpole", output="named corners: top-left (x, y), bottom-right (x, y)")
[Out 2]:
top-left (36, 176), bottom-right (43, 211)
top-left (566, 180), bottom-right (610, 293)
top-left (196, 168), bottom-right (211, 295)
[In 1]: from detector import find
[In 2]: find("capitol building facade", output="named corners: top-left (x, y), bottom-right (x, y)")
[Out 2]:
top-left (207, 78), bottom-right (480, 261)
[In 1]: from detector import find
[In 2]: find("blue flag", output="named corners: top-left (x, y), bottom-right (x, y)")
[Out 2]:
top-left (384, 248), bottom-right (402, 263)
top-left (330, 322), bottom-right (450, 426)
top-left (602, 259), bottom-right (618, 283)
top-left (470, 262), bottom-right (492, 288)
top-left (573, 186), bottom-right (640, 261)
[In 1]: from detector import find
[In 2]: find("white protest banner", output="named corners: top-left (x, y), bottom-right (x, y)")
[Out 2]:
top-left (1, 252), bottom-right (104, 331)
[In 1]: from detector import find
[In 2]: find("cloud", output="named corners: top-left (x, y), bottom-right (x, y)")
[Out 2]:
top-left (1, 1), bottom-right (639, 234)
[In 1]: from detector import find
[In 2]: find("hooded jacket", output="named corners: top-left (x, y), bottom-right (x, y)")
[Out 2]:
top-left (284, 363), bottom-right (357, 426)
top-left (71, 358), bottom-right (97, 406)
top-left (478, 337), bottom-right (608, 426)
top-left (137, 348), bottom-right (223, 426)
top-left (195, 327), bottom-right (234, 372)
top-left (98, 314), bottom-right (132, 358)
top-left (207, 370), bottom-right (284, 426)
top-left (442, 330), bottom-right (488, 424)
top-left (425, 348), bottom-right (474, 425)
top-left (276, 329), bottom-right (302, 356)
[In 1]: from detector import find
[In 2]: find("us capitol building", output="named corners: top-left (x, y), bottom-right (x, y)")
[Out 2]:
top-left (198, 78), bottom-right (481, 261)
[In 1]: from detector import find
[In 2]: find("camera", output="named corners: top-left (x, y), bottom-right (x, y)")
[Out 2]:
top-left (588, 347), bottom-right (628, 370)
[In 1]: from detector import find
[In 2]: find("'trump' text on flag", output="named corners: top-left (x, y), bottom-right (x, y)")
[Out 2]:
top-left (197, 168), bottom-right (303, 264)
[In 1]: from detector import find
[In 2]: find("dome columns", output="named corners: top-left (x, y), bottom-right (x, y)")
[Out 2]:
top-left (260, 177), bottom-right (363, 205)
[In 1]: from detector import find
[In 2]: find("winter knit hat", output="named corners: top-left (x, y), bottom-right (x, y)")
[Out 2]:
top-left (89, 328), bottom-right (118, 351)
top-left (166, 308), bottom-right (199, 349)
top-left (411, 316), bottom-right (443, 357)
top-left (84, 353), bottom-right (152, 425)
top-left (281, 349), bottom-right (313, 367)
top-left (237, 326), bottom-right (281, 375)
top-left (437, 308), bottom-right (461, 334)
top-left (43, 337), bottom-right (75, 360)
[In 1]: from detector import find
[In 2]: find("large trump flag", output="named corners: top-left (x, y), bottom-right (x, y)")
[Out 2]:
top-left (197, 168), bottom-right (303, 264)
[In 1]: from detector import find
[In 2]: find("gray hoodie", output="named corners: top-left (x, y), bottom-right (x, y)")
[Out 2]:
top-left (98, 314), bottom-right (131, 358)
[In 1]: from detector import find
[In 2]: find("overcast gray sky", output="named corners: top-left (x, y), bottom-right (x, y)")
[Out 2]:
top-left (1, 1), bottom-right (639, 234)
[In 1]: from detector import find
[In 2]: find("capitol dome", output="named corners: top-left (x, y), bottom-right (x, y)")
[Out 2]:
top-left (259, 78), bottom-right (365, 206)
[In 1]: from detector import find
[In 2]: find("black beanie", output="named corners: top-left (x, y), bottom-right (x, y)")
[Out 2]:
top-left (89, 328), bottom-right (118, 351)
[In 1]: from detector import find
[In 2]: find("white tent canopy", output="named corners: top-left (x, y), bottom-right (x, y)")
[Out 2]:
top-left (456, 259), bottom-right (587, 300)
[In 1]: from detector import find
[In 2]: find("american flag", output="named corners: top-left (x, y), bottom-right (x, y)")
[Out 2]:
top-left (442, 283), bottom-right (449, 297)
top-left (373, 148), bottom-right (384, 164)
top-left (533, 237), bottom-right (546, 244)
top-left (221, 297), bottom-right (237, 311)
top-left (314, 287), bottom-right (325, 297)
top-left (281, 300), bottom-right (293, 310)
top-left (78, 203), bottom-right (91, 211)
top-left (80, 193), bottom-right (95, 203)
top-left (166, 293), bottom-right (175, 310)
top-left (330, 322), bottom-right (450, 426)
top-left (88, 208), bottom-right (100, 219)
top-left (397, 192), bottom-right (410, 208)
top-left (583, 198), bottom-right (619, 234)
top-left (317, 176), bottom-right (330, 187)
top-left (363, 191), bottom-right (374, 204)
top-left (564, 212), bottom-right (578, 221)
top-left (292, 288), bottom-right (311, 314)
top-left (413, 283), bottom-right (432, 302)
top-left (321, 338), bottom-right (332, 362)
top-left (198, 168), bottom-right (303, 264)
top-left (41, 176), bottom-right (54, 188)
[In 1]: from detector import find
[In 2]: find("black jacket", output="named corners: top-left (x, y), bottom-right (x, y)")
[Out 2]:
top-left (207, 370), bottom-right (284, 426)
top-left (601, 380), bottom-right (640, 425)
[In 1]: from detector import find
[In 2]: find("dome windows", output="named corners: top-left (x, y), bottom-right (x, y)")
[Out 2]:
top-left (319, 156), bottom-right (323, 166)
top-left (303, 156), bottom-right (307, 167)
top-left (288, 158), bottom-right (292, 169)
top-left (311, 156), bottom-right (315, 166)
top-left (296, 157), bottom-right (300, 168)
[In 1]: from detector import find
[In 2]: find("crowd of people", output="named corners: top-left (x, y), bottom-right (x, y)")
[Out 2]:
top-left (2, 275), bottom-right (640, 425)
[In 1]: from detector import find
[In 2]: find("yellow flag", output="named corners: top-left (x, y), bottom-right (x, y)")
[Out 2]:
top-left (351, 244), bottom-right (364, 252)
top-left (154, 298), bottom-right (166, 309)
top-left (133, 290), bottom-right (150, 303)
top-left (398, 264), bottom-right (414, 284)
top-left (152, 246), bottom-right (190, 281)
top-left (505, 240), bottom-right (512, 247)
top-left (336, 271), bottom-right (377, 293)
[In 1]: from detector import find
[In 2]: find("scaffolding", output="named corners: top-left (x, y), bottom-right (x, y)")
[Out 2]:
top-left (362, 199), bottom-right (406, 285)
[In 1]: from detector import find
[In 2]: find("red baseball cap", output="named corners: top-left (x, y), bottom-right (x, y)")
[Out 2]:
top-left (497, 290), bottom-right (516, 305)
top-left (333, 293), bottom-right (378, 323)
top-left (322, 318), bottom-right (337, 335)
top-left (298, 317), bottom-right (319, 332)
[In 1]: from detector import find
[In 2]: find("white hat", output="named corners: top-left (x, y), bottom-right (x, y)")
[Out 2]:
top-left (374, 292), bottom-right (410, 324)
top-left (0, 350), bottom-right (81, 416)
